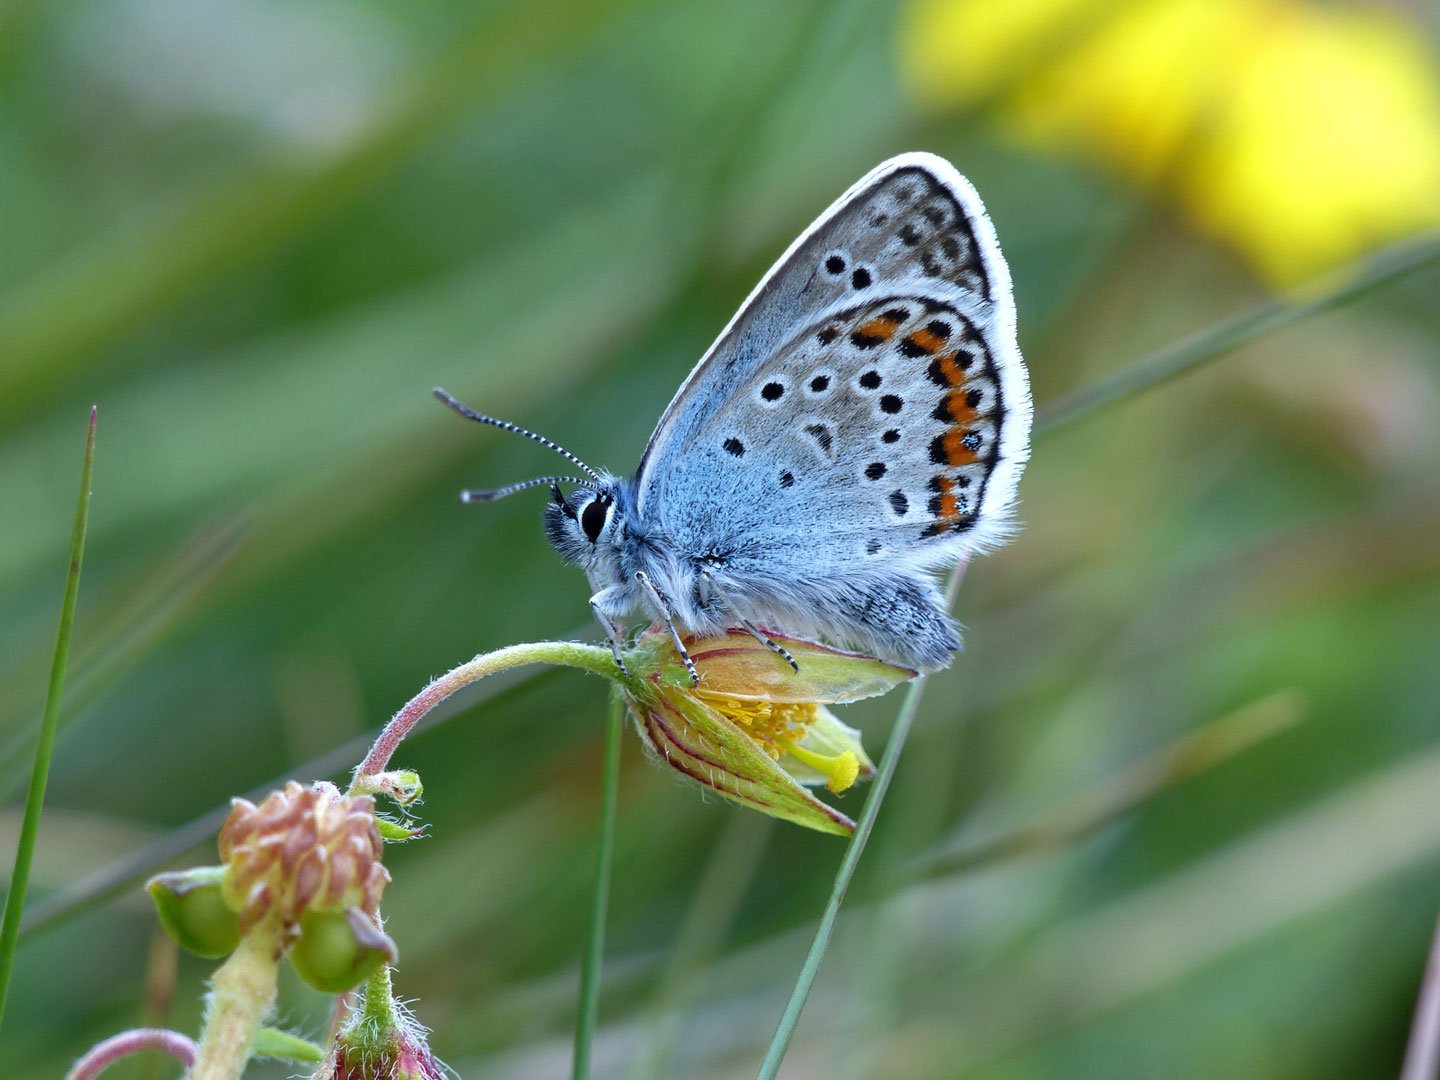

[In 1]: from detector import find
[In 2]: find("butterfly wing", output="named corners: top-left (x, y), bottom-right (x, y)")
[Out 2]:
top-left (637, 153), bottom-right (1031, 560)
top-left (631, 154), bottom-right (1031, 665)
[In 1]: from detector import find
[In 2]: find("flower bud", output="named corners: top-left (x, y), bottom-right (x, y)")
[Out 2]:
top-left (620, 628), bottom-right (911, 835)
top-left (147, 866), bottom-right (240, 958)
top-left (314, 1004), bottom-right (445, 1080)
top-left (218, 781), bottom-right (390, 934)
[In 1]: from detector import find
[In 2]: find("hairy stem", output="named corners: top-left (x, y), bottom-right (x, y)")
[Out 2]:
top-left (351, 641), bottom-right (618, 785)
top-left (64, 1028), bottom-right (196, 1080)
top-left (191, 929), bottom-right (283, 1080)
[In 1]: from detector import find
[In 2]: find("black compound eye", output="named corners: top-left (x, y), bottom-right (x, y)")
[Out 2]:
top-left (580, 497), bottom-right (609, 543)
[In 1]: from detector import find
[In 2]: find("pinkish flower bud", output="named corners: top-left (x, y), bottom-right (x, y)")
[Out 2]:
top-left (314, 1010), bottom-right (445, 1080)
top-left (218, 781), bottom-right (390, 935)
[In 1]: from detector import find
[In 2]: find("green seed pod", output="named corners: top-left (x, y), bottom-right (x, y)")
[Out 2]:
top-left (147, 866), bottom-right (240, 959)
top-left (288, 907), bottom-right (396, 994)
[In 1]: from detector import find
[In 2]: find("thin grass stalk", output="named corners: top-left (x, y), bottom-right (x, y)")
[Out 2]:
top-left (1402, 910), bottom-right (1440, 1080)
top-left (572, 692), bottom-right (625, 1080)
top-left (0, 407), bottom-right (96, 1031)
top-left (1036, 231), bottom-right (1440, 435)
top-left (753, 569), bottom-right (965, 1079)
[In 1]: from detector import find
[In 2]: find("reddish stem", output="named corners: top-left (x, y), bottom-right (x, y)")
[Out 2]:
top-left (65, 1029), bottom-right (196, 1080)
top-left (350, 642), bottom-right (615, 785)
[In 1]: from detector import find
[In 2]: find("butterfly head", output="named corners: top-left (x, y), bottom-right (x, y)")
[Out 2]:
top-left (543, 478), bottom-right (631, 570)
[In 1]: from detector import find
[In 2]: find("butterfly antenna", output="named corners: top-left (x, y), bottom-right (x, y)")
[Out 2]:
top-left (458, 476), bottom-right (595, 504)
top-left (434, 388), bottom-right (602, 483)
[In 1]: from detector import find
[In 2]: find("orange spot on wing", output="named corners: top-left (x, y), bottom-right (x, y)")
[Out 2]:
top-left (939, 392), bottom-right (978, 425)
top-left (935, 428), bottom-right (979, 466)
top-left (929, 352), bottom-right (969, 385)
top-left (934, 476), bottom-right (961, 518)
top-left (907, 328), bottom-right (945, 354)
top-left (856, 318), bottom-right (898, 341)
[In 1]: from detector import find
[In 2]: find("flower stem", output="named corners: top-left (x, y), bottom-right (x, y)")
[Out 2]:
top-left (191, 929), bottom-right (283, 1080)
top-left (64, 1028), bottom-right (197, 1080)
top-left (351, 640), bottom-right (618, 785)
top-left (0, 407), bottom-right (95, 1033)
top-left (360, 963), bottom-right (400, 1032)
top-left (571, 692), bottom-right (625, 1080)
top-left (754, 567), bottom-right (966, 1080)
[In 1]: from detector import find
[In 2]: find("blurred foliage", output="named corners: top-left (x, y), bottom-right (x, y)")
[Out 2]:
top-left (2, 0), bottom-right (1439, 1077)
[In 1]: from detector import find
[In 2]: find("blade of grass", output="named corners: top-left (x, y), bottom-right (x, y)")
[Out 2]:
top-left (754, 567), bottom-right (965, 1080)
top-left (572, 692), bottom-right (624, 1080)
top-left (910, 690), bottom-right (1305, 882)
top-left (0, 407), bottom-right (97, 1031)
top-left (1402, 911), bottom-right (1440, 1080)
top-left (1036, 230), bottom-right (1440, 436)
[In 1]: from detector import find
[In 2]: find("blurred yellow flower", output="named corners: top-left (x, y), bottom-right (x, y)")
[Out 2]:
top-left (903, 0), bottom-right (1440, 286)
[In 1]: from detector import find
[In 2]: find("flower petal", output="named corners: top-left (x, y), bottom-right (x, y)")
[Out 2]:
top-left (685, 629), bottom-right (915, 704)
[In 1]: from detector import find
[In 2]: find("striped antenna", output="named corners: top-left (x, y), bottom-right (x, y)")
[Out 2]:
top-left (459, 476), bottom-right (596, 503)
top-left (433, 388), bottom-right (602, 483)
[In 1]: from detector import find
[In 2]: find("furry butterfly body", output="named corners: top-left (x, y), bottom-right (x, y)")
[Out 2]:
top-left (441, 153), bottom-right (1032, 678)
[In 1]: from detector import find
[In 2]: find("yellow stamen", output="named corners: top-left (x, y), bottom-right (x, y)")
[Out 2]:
top-left (697, 692), bottom-right (815, 759)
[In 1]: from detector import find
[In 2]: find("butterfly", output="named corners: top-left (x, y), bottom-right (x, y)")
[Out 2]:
top-left (436, 153), bottom-right (1032, 683)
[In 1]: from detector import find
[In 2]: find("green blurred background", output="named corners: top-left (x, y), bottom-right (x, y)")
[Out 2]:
top-left (4, 0), bottom-right (1440, 1076)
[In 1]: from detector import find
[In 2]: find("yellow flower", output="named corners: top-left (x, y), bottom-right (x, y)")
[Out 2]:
top-left (902, 0), bottom-right (1440, 286)
top-left (620, 629), bottom-right (914, 836)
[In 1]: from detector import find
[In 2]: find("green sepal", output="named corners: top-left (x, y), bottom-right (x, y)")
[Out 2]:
top-left (146, 866), bottom-right (240, 958)
top-left (377, 815), bottom-right (426, 842)
top-left (253, 1027), bottom-right (326, 1063)
top-left (288, 907), bottom-right (396, 993)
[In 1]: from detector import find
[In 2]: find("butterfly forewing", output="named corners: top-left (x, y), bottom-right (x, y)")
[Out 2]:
top-left (636, 154), bottom-right (1031, 576)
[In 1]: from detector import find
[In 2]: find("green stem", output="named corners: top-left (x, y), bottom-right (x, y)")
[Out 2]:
top-left (190, 929), bottom-right (283, 1080)
top-left (572, 692), bottom-right (625, 1080)
top-left (0, 407), bottom-right (96, 1032)
top-left (351, 640), bottom-right (618, 786)
top-left (360, 963), bottom-right (400, 1032)
top-left (754, 570), bottom-right (966, 1079)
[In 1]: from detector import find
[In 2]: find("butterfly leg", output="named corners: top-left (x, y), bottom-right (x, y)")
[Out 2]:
top-left (698, 569), bottom-right (799, 672)
top-left (589, 589), bottom-right (630, 676)
top-left (633, 570), bottom-right (699, 686)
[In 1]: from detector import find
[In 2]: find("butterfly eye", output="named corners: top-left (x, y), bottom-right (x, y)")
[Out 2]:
top-left (580, 497), bottom-right (610, 543)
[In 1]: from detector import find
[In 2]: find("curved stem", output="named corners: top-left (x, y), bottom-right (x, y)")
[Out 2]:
top-left (351, 641), bottom-right (618, 785)
top-left (191, 929), bottom-right (283, 1080)
top-left (64, 1028), bottom-right (196, 1080)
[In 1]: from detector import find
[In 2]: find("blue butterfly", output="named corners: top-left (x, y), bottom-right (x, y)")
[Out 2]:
top-left (437, 153), bottom-right (1032, 683)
